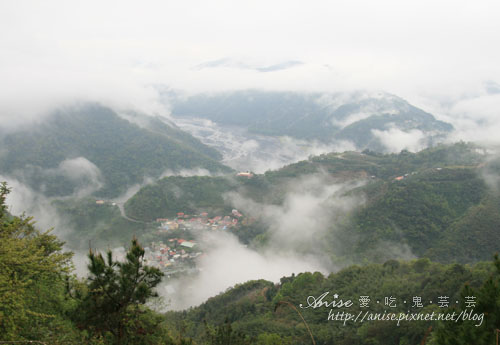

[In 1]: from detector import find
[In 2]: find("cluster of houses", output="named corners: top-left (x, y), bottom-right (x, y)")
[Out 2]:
top-left (144, 239), bottom-right (202, 271)
top-left (146, 209), bottom-right (247, 273)
top-left (156, 209), bottom-right (244, 233)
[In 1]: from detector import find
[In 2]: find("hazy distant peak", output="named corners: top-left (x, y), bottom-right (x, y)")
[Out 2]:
top-left (255, 60), bottom-right (304, 72)
top-left (484, 80), bottom-right (500, 95)
top-left (193, 58), bottom-right (304, 73)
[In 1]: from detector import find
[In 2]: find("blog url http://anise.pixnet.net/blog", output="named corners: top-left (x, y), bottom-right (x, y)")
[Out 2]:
top-left (299, 291), bottom-right (485, 327)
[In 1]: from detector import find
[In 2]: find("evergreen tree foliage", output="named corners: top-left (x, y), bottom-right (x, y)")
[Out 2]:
top-left (75, 238), bottom-right (165, 344)
top-left (0, 182), bottom-right (76, 342)
top-left (0, 182), bottom-right (180, 344)
top-left (432, 254), bottom-right (500, 344)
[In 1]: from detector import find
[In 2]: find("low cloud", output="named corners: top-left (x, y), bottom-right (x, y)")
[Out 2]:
top-left (160, 168), bottom-right (213, 178)
top-left (1, 157), bottom-right (103, 228)
top-left (1, 175), bottom-right (62, 232)
top-left (230, 137), bottom-right (356, 173)
top-left (372, 127), bottom-right (426, 153)
top-left (158, 174), bottom-right (361, 310)
top-left (227, 174), bottom-right (363, 252)
top-left (317, 91), bottom-right (406, 129)
top-left (161, 231), bottom-right (325, 310)
top-left (1, 0), bottom-right (500, 141)
top-left (158, 172), bottom-right (417, 310)
top-left (56, 157), bottom-right (104, 197)
top-left (174, 116), bottom-right (356, 173)
top-left (6, 157), bottom-right (104, 199)
top-left (478, 149), bottom-right (500, 194)
top-left (443, 93), bottom-right (500, 146)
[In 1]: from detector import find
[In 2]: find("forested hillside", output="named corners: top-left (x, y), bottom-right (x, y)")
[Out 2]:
top-left (52, 197), bottom-right (150, 249)
top-left (0, 182), bottom-right (183, 344)
top-left (124, 176), bottom-right (238, 220)
top-left (164, 258), bottom-right (499, 345)
top-left (123, 143), bottom-right (500, 263)
top-left (0, 104), bottom-right (231, 198)
top-left (4, 177), bottom-right (500, 344)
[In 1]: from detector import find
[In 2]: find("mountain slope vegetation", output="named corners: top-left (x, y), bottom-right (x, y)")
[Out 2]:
top-left (164, 258), bottom-right (495, 345)
top-left (125, 143), bottom-right (500, 263)
top-left (4, 178), bottom-right (500, 344)
top-left (0, 104), bottom-right (231, 198)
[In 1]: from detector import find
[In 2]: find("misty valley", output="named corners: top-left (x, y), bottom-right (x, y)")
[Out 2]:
top-left (3, 91), bottom-right (500, 345)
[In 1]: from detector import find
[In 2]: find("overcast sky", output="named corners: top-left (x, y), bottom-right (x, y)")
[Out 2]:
top-left (1, 0), bottom-right (500, 139)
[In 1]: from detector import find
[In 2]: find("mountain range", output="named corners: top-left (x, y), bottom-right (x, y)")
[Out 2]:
top-left (169, 90), bottom-right (453, 151)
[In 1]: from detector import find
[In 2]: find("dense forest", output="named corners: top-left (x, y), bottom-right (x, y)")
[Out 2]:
top-left (0, 104), bottom-right (231, 198)
top-left (165, 258), bottom-right (500, 345)
top-left (0, 182), bottom-right (181, 344)
top-left (3, 181), bottom-right (500, 344)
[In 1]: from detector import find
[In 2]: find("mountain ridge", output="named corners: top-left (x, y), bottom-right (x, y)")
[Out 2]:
top-left (0, 103), bottom-right (232, 198)
top-left (169, 89), bottom-right (453, 151)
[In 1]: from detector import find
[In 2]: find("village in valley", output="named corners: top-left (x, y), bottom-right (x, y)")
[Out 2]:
top-left (142, 209), bottom-right (246, 275)
top-left (94, 178), bottom-right (253, 277)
